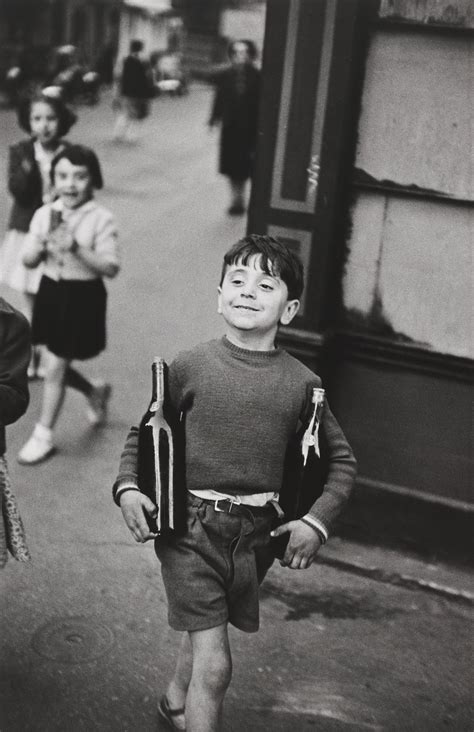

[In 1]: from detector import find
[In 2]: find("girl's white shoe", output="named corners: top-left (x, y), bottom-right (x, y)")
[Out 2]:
top-left (17, 423), bottom-right (55, 465)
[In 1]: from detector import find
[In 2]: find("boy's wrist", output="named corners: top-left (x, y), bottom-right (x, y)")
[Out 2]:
top-left (114, 482), bottom-right (140, 506)
top-left (300, 515), bottom-right (328, 545)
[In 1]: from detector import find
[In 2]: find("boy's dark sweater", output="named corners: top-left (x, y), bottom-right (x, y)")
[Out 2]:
top-left (115, 337), bottom-right (356, 532)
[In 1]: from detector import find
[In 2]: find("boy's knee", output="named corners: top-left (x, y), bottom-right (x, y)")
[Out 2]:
top-left (203, 659), bottom-right (232, 695)
top-left (194, 651), bottom-right (232, 694)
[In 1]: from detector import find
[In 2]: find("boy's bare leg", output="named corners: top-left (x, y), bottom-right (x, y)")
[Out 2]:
top-left (186, 623), bottom-right (232, 732)
top-left (164, 633), bottom-right (192, 729)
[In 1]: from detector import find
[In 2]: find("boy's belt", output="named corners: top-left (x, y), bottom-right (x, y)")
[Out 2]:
top-left (205, 496), bottom-right (283, 518)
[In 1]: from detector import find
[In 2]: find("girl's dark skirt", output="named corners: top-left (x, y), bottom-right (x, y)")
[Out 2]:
top-left (32, 275), bottom-right (107, 360)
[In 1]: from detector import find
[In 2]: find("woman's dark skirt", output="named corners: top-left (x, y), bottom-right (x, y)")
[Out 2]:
top-left (219, 123), bottom-right (256, 182)
top-left (32, 275), bottom-right (107, 360)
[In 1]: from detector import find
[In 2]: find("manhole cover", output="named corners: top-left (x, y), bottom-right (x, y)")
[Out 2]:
top-left (32, 616), bottom-right (114, 663)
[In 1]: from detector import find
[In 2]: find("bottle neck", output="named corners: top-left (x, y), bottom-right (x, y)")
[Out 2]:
top-left (151, 359), bottom-right (165, 410)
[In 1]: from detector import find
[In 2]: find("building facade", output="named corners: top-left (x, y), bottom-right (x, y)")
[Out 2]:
top-left (248, 0), bottom-right (473, 556)
top-left (0, 0), bottom-right (121, 78)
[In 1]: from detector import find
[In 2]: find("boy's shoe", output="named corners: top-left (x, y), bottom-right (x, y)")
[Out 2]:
top-left (86, 382), bottom-right (112, 426)
top-left (17, 423), bottom-right (55, 465)
top-left (158, 695), bottom-right (186, 731)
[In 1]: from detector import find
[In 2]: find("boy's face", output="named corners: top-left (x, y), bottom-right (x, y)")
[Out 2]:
top-left (54, 158), bottom-right (93, 209)
top-left (218, 255), bottom-right (300, 341)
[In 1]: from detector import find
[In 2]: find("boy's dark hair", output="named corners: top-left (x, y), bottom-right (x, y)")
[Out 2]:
top-left (50, 144), bottom-right (103, 189)
top-left (17, 89), bottom-right (77, 137)
top-left (220, 234), bottom-right (304, 300)
top-left (130, 39), bottom-right (144, 54)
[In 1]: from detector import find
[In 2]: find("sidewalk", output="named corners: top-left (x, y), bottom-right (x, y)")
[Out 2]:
top-left (318, 537), bottom-right (474, 606)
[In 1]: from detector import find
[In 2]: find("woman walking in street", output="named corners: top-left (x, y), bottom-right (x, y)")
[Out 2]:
top-left (208, 40), bottom-right (260, 216)
top-left (17, 145), bottom-right (120, 465)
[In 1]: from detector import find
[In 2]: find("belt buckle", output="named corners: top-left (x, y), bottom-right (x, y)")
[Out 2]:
top-left (214, 498), bottom-right (233, 513)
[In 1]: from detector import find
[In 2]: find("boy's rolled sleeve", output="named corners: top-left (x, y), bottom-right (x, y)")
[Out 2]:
top-left (305, 403), bottom-right (357, 534)
top-left (112, 425), bottom-right (140, 504)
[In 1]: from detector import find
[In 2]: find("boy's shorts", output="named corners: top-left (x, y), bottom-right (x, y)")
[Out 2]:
top-left (154, 493), bottom-right (276, 633)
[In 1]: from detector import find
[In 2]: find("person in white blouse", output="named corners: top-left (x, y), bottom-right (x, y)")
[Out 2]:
top-left (18, 145), bottom-right (120, 465)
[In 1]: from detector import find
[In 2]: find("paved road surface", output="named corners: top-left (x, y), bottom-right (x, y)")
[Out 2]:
top-left (0, 88), bottom-right (472, 731)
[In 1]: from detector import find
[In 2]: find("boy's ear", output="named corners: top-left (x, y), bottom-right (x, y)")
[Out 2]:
top-left (280, 299), bottom-right (300, 326)
top-left (217, 286), bottom-right (222, 314)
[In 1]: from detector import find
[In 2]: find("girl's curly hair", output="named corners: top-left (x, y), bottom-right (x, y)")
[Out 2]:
top-left (17, 89), bottom-right (77, 138)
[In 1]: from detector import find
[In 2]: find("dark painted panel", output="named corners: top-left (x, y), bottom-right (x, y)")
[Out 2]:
top-left (281, 0), bottom-right (325, 201)
top-left (330, 358), bottom-right (473, 504)
top-left (305, 0), bottom-right (377, 333)
top-left (251, 0), bottom-right (377, 333)
top-left (247, 0), bottom-right (289, 233)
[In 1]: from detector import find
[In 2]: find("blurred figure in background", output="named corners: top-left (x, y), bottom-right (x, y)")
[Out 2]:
top-left (0, 90), bottom-right (77, 378)
top-left (113, 40), bottom-right (154, 144)
top-left (208, 40), bottom-right (260, 216)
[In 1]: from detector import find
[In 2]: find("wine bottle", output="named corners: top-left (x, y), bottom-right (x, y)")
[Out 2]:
top-left (272, 387), bottom-right (328, 559)
top-left (137, 358), bottom-right (184, 536)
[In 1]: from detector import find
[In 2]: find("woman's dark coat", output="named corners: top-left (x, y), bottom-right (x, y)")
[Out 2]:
top-left (209, 64), bottom-right (260, 182)
top-left (120, 55), bottom-right (152, 100)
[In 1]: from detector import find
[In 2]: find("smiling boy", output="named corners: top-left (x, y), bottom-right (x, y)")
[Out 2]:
top-left (114, 234), bottom-right (356, 731)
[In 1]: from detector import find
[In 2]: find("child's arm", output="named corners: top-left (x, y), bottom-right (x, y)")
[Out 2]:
top-left (271, 402), bottom-right (357, 570)
top-left (0, 305), bottom-right (30, 426)
top-left (22, 231), bottom-right (46, 268)
top-left (22, 207), bottom-right (48, 268)
top-left (208, 74), bottom-right (224, 127)
top-left (73, 213), bottom-right (120, 278)
top-left (8, 144), bottom-right (38, 205)
top-left (112, 426), bottom-right (158, 543)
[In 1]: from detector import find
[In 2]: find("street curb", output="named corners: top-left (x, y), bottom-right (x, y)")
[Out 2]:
top-left (316, 555), bottom-right (474, 607)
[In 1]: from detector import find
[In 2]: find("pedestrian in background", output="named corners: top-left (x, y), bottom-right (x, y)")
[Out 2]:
top-left (0, 89), bottom-right (77, 378)
top-left (0, 296), bottom-right (31, 567)
top-left (208, 40), bottom-right (260, 216)
top-left (113, 39), bottom-right (154, 144)
top-left (113, 235), bottom-right (356, 731)
top-left (17, 145), bottom-right (120, 466)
